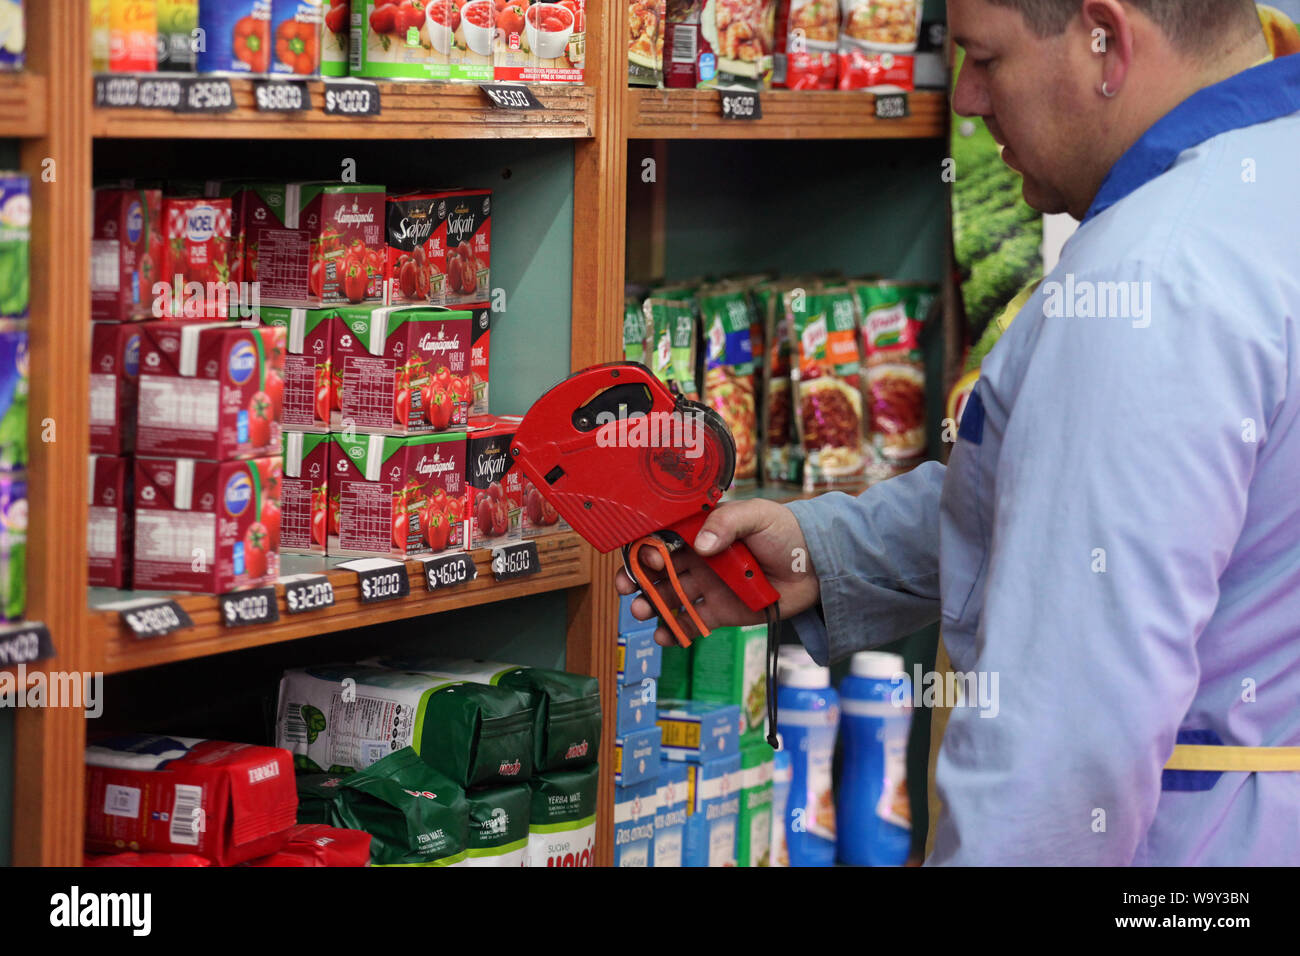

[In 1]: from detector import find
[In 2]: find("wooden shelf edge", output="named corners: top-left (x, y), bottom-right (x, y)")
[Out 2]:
top-left (0, 72), bottom-right (48, 139)
top-left (624, 87), bottom-right (948, 140)
top-left (92, 78), bottom-right (595, 140)
top-left (95, 533), bottom-right (592, 673)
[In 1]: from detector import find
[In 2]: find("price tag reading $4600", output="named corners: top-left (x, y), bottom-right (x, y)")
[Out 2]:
top-left (424, 552), bottom-right (478, 592)
top-left (491, 541), bottom-right (540, 582)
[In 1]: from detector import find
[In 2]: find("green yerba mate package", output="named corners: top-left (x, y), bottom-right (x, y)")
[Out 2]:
top-left (527, 764), bottom-right (600, 868)
top-left (466, 784), bottom-right (532, 867)
top-left (295, 774), bottom-right (348, 826)
top-left (658, 644), bottom-right (693, 701)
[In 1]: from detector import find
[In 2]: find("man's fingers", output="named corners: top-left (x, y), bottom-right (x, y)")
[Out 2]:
top-left (615, 569), bottom-right (638, 595)
top-left (693, 501), bottom-right (772, 556)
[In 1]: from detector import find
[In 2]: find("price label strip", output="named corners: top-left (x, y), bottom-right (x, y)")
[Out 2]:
top-left (480, 84), bottom-right (546, 111)
top-left (218, 586), bottom-right (280, 629)
top-left (338, 558), bottom-right (410, 604)
top-left (491, 541), bottom-right (540, 582)
top-left (178, 77), bottom-right (236, 114)
top-left (323, 80), bottom-right (382, 116)
top-left (719, 90), bottom-right (762, 120)
top-left (253, 80), bottom-right (309, 113)
top-left (100, 597), bottom-right (195, 640)
top-left (420, 552), bottom-right (478, 592)
top-left (282, 574), bottom-right (336, 614)
top-left (94, 75), bottom-right (141, 109)
top-left (874, 93), bottom-right (910, 120)
top-left (0, 622), bottom-right (56, 667)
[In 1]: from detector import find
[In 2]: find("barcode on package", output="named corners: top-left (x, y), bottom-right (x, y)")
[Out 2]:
top-left (671, 27), bottom-right (697, 64)
top-left (349, 30), bottom-right (363, 71)
top-left (169, 784), bottom-right (204, 846)
top-left (104, 784), bottom-right (140, 819)
top-left (281, 703), bottom-right (307, 743)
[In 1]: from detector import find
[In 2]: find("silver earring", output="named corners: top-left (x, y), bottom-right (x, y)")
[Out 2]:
top-left (1102, 81), bottom-right (1117, 98)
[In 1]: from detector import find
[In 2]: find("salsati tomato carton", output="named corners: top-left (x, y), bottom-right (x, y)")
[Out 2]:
top-left (384, 192), bottom-right (440, 306)
top-left (282, 430), bottom-right (331, 556)
top-left (466, 301), bottom-right (491, 415)
top-left (429, 189), bottom-right (491, 306)
top-left (331, 306), bottom-right (472, 434)
top-left (133, 456), bottom-right (282, 593)
top-left (252, 182), bottom-right (386, 306)
top-left (91, 188), bottom-right (162, 322)
top-left (157, 197), bottom-right (234, 318)
top-left (88, 454), bottom-right (134, 589)
top-left (328, 431), bottom-right (467, 558)
top-left (84, 735), bottom-right (298, 867)
top-left (90, 322), bottom-right (142, 456)
top-left (136, 322), bottom-right (286, 461)
top-left (260, 306), bottom-right (332, 429)
top-left (466, 415), bottom-right (523, 549)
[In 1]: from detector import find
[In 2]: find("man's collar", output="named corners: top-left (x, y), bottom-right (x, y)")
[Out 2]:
top-left (1083, 54), bottom-right (1300, 224)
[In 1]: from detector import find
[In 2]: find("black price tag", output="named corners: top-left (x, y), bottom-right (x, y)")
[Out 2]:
top-left (138, 76), bottom-right (187, 110)
top-left (422, 552), bottom-right (478, 592)
top-left (323, 81), bottom-right (381, 116)
top-left (94, 75), bottom-right (141, 109)
top-left (491, 541), bottom-right (540, 582)
top-left (719, 90), bottom-right (761, 120)
top-left (283, 574), bottom-right (336, 614)
top-left (875, 93), bottom-right (910, 120)
top-left (481, 84), bottom-right (545, 111)
top-left (338, 559), bottom-right (410, 604)
top-left (180, 77), bottom-right (236, 114)
top-left (219, 586), bottom-right (280, 629)
top-left (253, 80), bottom-right (309, 112)
top-left (117, 600), bottom-right (193, 639)
top-left (0, 622), bottom-right (56, 666)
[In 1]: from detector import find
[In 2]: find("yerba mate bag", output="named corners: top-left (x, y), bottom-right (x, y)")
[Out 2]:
top-left (275, 665), bottom-right (535, 787)
top-left (465, 783), bottom-right (532, 867)
top-left (336, 747), bottom-right (468, 867)
top-left (295, 773), bottom-right (349, 827)
top-left (528, 763), bottom-right (600, 867)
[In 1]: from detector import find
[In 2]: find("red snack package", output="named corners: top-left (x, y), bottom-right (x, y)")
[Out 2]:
top-left (466, 415), bottom-right (523, 549)
top-left (775, 0), bottom-right (839, 89)
top-left (89, 454), bottom-right (134, 590)
top-left (84, 852), bottom-right (212, 867)
top-left (84, 735), bottom-right (297, 867)
top-left (90, 322), bottom-right (142, 455)
top-left (246, 823), bottom-right (372, 867)
top-left (91, 188), bottom-right (162, 322)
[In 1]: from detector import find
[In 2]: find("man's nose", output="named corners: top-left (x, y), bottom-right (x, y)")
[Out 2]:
top-left (952, 58), bottom-right (990, 118)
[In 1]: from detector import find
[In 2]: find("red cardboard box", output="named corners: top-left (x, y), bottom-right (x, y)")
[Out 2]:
top-left (261, 306), bottom-right (332, 429)
top-left (136, 321), bottom-right (286, 461)
top-left (281, 430), bottom-right (330, 556)
top-left (91, 188), bottom-right (162, 322)
top-left (430, 189), bottom-right (491, 307)
top-left (133, 456), bottom-right (282, 594)
top-left (467, 301), bottom-right (491, 415)
top-left (84, 735), bottom-right (297, 867)
top-left (90, 322), bottom-right (142, 456)
top-left (88, 454), bottom-right (134, 589)
top-left (466, 415), bottom-right (523, 549)
top-left (384, 192), bottom-right (440, 305)
top-left (328, 431), bottom-right (467, 558)
top-left (157, 197), bottom-right (234, 319)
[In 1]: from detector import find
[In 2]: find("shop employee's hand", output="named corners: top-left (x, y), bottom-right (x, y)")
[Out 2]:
top-left (614, 499), bottom-right (821, 646)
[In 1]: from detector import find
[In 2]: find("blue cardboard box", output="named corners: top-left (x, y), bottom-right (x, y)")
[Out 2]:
top-left (656, 699), bottom-right (741, 763)
top-left (617, 626), bottom-right (662, 686)
top-left (654, 760), bottom-right (689, 868)
top-left (683, 752), bottom-right (740, 867)
top-left (618, 591), bottom-right (647, 633)
top-left (614, 725), bottom-right (663, 788)
top-left (617, 679), bottom-right (657, 735)
top-left (613, 778), bottom-right (659, 867)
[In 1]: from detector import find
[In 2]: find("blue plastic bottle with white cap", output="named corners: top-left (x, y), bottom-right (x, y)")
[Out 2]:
top-left (837, 651), bottom-right (912, 866)
top-left (776, 656), bottom-right (839, 867)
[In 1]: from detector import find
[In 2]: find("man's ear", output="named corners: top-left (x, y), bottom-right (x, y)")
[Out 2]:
top-left (1080, 0), bottom-right (1135, 96)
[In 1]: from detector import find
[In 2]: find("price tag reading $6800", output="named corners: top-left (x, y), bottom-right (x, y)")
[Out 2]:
top-left (253, 80), bottom-right (309, 112)
top-left (491, 541), bottom-right (540, 582)
top-left (283, 574), bottom-right (336, 614)
top-left (219, 587), bottom-right (280, 629)
top-left (423, 552), bottom-right (478, 592)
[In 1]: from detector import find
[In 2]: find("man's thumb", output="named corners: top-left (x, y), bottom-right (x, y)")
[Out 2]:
top-left (694, 502), bottom-right (762, 555)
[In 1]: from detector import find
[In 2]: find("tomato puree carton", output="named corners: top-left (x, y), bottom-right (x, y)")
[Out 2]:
top-left (88, 454), bottom-right (134, 590)
top-left (85, 735), bottom-right (298, 867)
top-left (328, 431), bottom-right (467, 558)
top-left (133, 456), bottom-right (281, 593)
top-left (466, 415), bottom-right (523, 549)
top-left (91, 188), bottom-right (162, 322)
top-left (136, 322), bottom-right (286, 461)
top-left (282, 430), bottom-right (331, 556)
top-left (90, 322), bottom-right (142, 456)
top-left (466, 301), bottom-right (491, 414)
top-left (384, 192), bottom-right (441, 306)
top-left (261, 306), bottom-right (333, 429)
top-left (430, 189), bottom-right (491, 306)
top-left (520, 0), bottom-right (585, 84)
top-left (157, 197), bottom-right (234, 318)
top-left (332, 306), bottom-right (472, 434)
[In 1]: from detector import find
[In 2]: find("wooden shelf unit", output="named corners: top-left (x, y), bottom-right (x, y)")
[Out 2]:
top-left (0, 72), bottom-right (47, 138)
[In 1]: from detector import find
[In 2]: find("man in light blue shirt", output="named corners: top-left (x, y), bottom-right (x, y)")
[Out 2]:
top-left (617, 0), bottom-right (1300, 864)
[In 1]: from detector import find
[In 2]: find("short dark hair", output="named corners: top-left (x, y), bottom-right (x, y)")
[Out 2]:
top-left (984, 0), bottom-right (1261, 54)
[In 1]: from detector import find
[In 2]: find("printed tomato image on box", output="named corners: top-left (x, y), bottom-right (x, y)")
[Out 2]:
top-left (520, 0), bottom-right (585, 84)
top-left (430, 190), bottom-right (490, 306)
top-left (136, 322), bottom-right (287, 461)
top-left (84, 735), bottom-right (298, 867)
top-left (197, 0), bottom-right (274, 75)
top-left (327, 431), bottom-right (467, 558)
top-left (88, 454), bottom-right (134, 590)
top-left (354, 0), bottom-right (451, 82)
top-left (260, 306), bottom-right (332, 429)
top-left (90, 322), bottom-right (142, 456)
top-left (282, 430), bottom-right (331, 556)
top-left (332, 306), bottom-right (472, 434)
top-left (157, 197), bottom-right (234, 318)
top-left (384, 193), bottom-right (441, 305)
top-left (255, 183), bottom-right (386, 306)
top-left (91, 188), bottom-right (162, 322)
top-left (466, 416), bottom-right (523, 549)
top-left (133, 456), bottom-right (282, 593)
top-left (271, 0), bottom-right (324, 75)
top-left (466, 301), bottom-right (491, 415)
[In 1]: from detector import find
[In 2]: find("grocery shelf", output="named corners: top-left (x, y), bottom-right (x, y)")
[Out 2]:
top-left (625, 88), bottom-right (948, 140)
top-left (0, 72), bottom-right (47, 138)
top-left (728, 482), bottom-right (869, 504)
top-left (91, 532), bottom-right (591, 674)
top-left (92, 79), bottom-right (596, 140)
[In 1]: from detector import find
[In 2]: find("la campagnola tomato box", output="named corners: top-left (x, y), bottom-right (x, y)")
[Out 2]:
top-left (132, 456), bottom-right (283, 594)
top-left (331, 305), bottom-right (473, 434)
top-left (261, 306), bottom-right (333, 429)
top-left (466, 414), bottom-right (524, 550)
top-left (467, 301), bottom-right (492, 415)
top-left (281, 430), bottom-right (331, 556)
top-left (136, 321), bottom-right (287, 461)
top-left (90, 322), bottom-right (142, 456)
top-left (327, 431), bottom-right (468, 558)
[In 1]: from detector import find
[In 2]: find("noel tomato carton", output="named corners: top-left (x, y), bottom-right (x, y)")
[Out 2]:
top-left (88, 454), bottom-right (134, 590)
top-left (384, 192), bottom-right (441, 306)
top-left (331, 306), bottom-right (472, 434)
top-left (466, 415), bottom-right (523, 550)
top-left (253, 183), bottom-right (386, 306)
top-left (84, 735), bottom-right (298, 867)
top-left (133, 456), bottom-right (282, 593)
top-left (91, 188), bottom-right (162, 322)
top-left (90, 322), bottom-right (142, 456)
top-left (328, 431), bottom-right (468, 558)
top-left (136, 322), bottom-right (286, 461)
top-left (261, 306), bottom-right (333, 429)
top-left (466, 301), bottom-right (491, 414)
top-left (157, 197), bottom-right (234, 318)
top-left (430, 189), bottom-right (491, 306)
top-left (282, 430), bottom-right (331, 556)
